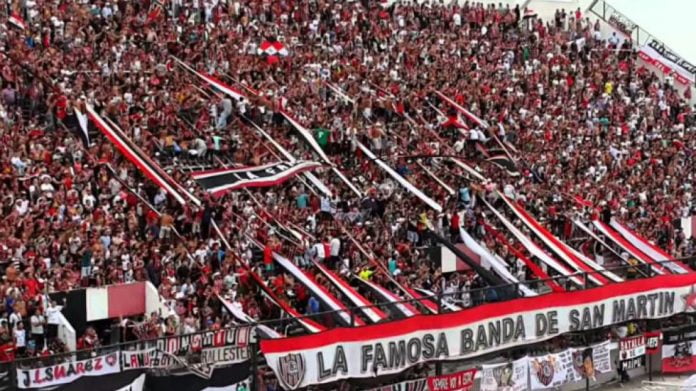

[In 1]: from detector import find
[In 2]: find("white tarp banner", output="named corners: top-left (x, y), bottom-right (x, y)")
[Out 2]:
top-left (528, 350), bottom-right (576, 390)
top-left (480, 356), bottom-right (529, 391)
top-left (17, 352), bottom-right (120, 389)
top-left (569, 340), bottom-right (613, 382)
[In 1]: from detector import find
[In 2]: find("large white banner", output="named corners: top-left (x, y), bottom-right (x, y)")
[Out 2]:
top-left (480, 356), bottom-right (529, 391)
top-left (261, 274), bottom-right (696, 389)
top-left (569, 340), bottom-right (612, 383)
top-left (17, 352), bottom-right (120, 389)
top-left (529, 339), bottom-right (613, 389)
top-left (529, 350), bottom-right (576, 390)
top-left (639, 39), bottom-right (696, 85)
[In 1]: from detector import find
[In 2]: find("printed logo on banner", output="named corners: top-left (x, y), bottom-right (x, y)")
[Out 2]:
top-left (531, 357), bottom-right (557, 386)
top-left (277, 353), bottom-right (306, 390)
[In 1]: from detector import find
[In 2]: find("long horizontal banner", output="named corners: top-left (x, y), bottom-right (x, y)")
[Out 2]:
top-left (18, 352), bottom-right (120, 389)
top-left (639, 39), bottom-right (696, 85)
top-left (261, 273), bottom-right (696, 389)
top-left (43, 362), bottom-right (252, 391)
top-left (121, 345), bottom-right (249, 372)
top-left (191, 161), bottom-right (322, 196)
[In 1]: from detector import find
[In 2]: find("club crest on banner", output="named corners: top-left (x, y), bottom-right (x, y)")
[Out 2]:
top-left (531, 356), bottom-right (557, 386)
top-left (277, 353), bottom-right (306, 390)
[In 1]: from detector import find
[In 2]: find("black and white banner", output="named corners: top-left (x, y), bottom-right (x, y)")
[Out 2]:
top-left (122, 327), bottom-right (251, 378)
top-left (355, 140), bottom-right (442, 212)
top-left (89, 364), bottom-right (251, 391)
top-left (86, 104), bottom-right (199, 206)
top-left (115, 373), bottom-right (146, 391)
top-left (619, 335), bottom-right (646, 370)
top-left (364, 378), bottom-right (428, 391)
top-left (480, 356), bottom-right (529, 391)
top-left (261, 274), bottom-right (696, 389)
top-left (17, 352), bottom-right (121, 389)
top-left (121, 345), bottom-right (249, 375)
top-left (191, 161), bottom-right (321, 196)
top-left (610, 219), bottom-right (691, 274)
top-left (639, 39), bottom-right (696, 85)
top-left (485, 155), bottom-right (520, 177)
top-left (144, 363), bottom-right (251, 391)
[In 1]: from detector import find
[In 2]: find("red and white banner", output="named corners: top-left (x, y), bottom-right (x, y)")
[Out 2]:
top-left (427, 368), bottom-right (477, 391)
top-left (620, 335), bottom-right (646, 360)
top-left (86, 105), bottom-right (198, 206)
top-left (258, 40), bottom-right (289, 56)
top-left (262, 273), bottom-right (696, 389)
top-left (662, 325), bottom-right (696, 373)
top-left (639, 40), bottom-right (696, 86)
top-left (500, 195), bottom-right (620, 285)
top-left (86, 282), bottom-right (146, 322)
top-left (17, 352), bottom-right (120, 389)
top-left (273, 252), bottom-right (364, 326)
top-left (610, 219), bottom-right (691, 274)
top-left (646, 331), bottom-right (662, 355)
top-left (312, 261), bottom-right (387, 323)
top-left (591, 219), bottom-right (668, 275)
top-left (483, 199), bottom-right (584, 287)
top-left (355, 276), bottom-right (419, 318)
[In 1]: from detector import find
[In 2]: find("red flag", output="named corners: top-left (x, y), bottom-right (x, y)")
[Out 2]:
top-left (8, 12), bottom-right (27, 31)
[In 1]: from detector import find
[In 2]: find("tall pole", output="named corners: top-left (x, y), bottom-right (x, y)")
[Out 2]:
top-left (250, 326), bottom-right (258, 391)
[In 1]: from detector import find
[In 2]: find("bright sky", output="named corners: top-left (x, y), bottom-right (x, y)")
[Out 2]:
top-left (606, 0), bottom-right (696, 66)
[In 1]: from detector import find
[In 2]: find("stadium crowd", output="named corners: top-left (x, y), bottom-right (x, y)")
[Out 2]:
top-left (0, 0), bottom-right (695, 370)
